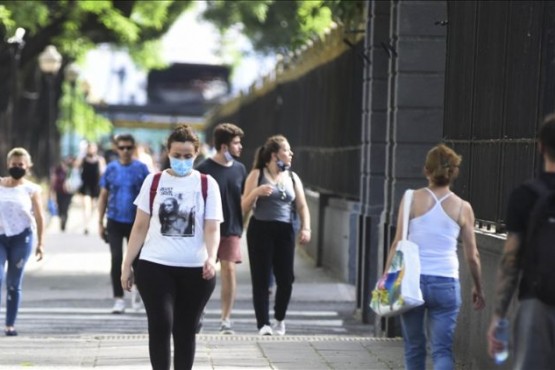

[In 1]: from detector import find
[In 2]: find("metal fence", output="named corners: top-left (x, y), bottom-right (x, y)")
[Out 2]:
top-left (204, 0), bottom-right (555, 229)
top-left (205, 38), bottom-right (364, 200)
top-left (443, 0), bottom-right (555, 230)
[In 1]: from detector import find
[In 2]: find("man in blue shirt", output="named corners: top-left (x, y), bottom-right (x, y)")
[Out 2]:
top-left (98, 134), bottom-right (150, 313)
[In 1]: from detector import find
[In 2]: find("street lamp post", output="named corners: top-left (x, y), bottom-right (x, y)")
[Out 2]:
top-left (5, 27), bottom-right (26, 158)
top-left (38, 45), bottom-right (62, 176)
top-left (65, 63), bottom-right (80, 157)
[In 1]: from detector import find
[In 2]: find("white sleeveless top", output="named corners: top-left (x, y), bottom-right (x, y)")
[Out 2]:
top-left (0, 181), bottom-right (41, 237)
top-left (408, 188), bottom-right (461, 278)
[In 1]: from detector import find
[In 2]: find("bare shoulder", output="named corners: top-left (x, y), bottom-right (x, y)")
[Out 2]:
top-left (413, 187), bottom-right (428, 196)
top-left (411, 187), bottom-right (433, 203)
top-left (246, 169), bottom-right (260, 183)
top-left (291, 171), bottom-right (303, 184)
top-left (457, 198), bottom-right (475, 227)
top-left (455, 196), bottom-right (473, 213)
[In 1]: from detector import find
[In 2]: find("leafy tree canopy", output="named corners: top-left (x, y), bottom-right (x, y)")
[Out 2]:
top-left (201, 0), bottom-right (365, 55)
top-left (0, 0), bottom-right (192, 69)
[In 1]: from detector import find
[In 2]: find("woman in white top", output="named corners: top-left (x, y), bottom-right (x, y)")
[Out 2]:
top-left (382, 144), bottom-right (485, 370)
top-left (121, 125), bottom-right (223, 370)
top-left (0, 148), bottom-right (45, 336)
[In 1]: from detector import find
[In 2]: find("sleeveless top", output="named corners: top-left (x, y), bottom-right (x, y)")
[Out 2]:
top-left (408, 188), bottom-right (461, 278)
top-left (252, 171), bottom-right (296, 223)
top-left (81, 157), bottom-right (100, 185)
top-left (0, 181), bottom-right (41, 236)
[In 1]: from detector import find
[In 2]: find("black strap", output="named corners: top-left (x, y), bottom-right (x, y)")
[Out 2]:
top-left (523, 178), bottom-right (554, 267)
top-left (149, 172), bottom-right (208, 217)
top-left (149, 172), bottom-right (162, 216)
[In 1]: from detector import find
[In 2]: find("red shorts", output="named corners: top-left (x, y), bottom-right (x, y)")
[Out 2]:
top-left (217, 235), bottom-right (242, 263)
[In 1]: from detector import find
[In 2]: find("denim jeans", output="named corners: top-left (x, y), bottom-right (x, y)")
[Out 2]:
top-left (0, 228), bottom-right (33, 327)
top-left (400, 275), bottom-right (461, 370)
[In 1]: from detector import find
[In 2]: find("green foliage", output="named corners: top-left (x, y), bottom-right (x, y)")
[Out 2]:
top-left (0, 6), bottom-right (14, 36)
top-left (128, 39), bottom-right (168, 70)
top-left (0, 2), bottom-right (50, 35)
top-left (0, 1), bottom-right (191, 65)
top-left (131, 1), bottom-right (172, 30)
top-left (57, 81), bottom-right (112, 142)
top-left (298, 1), bottom-right (332, 37)
top-left (202, 0), bottom-right (363, 54)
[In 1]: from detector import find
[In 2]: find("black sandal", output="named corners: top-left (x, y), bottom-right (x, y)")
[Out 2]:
top-left (4, 328), bottom-right (18, 336)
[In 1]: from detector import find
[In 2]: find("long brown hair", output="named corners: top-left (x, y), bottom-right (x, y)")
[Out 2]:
top-left (251, 135), bottom-right (288, 170)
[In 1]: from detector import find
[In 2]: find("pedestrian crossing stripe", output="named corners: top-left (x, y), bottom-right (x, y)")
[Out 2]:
top-left (18, 307), bottom-right (339, 317)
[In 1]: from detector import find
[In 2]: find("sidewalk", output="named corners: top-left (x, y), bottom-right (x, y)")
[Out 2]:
top-left (0, 197), bottom-right (406, 369)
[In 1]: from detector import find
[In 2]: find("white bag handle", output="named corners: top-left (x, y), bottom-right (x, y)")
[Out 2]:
top-left (402, 189), bottom-right (414, 241)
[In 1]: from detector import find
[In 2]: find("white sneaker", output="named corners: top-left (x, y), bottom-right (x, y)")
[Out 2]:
top-left (220, 319), bottom-right (234, 335)
top-left (111, 298), bottom-right (125, 314)
top-left (258, 325), bottom-right (273, 336)
top-left (131, 287), bottom-right (143, 311)
top-left (273, 320), bottom-right (285, 336)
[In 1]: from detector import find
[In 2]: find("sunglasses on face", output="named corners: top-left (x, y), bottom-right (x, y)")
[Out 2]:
top-left (118, 146), bottom-right (134, 151)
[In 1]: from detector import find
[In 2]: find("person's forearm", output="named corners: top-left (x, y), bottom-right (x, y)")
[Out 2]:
top-left (241, 191), bottom-right (257, 216)
top-left (122, 222), bottom-right (148, 268)
top-left (204, 222), bottom-right (220, 261)
top-left (299, 204), bottom-right (310, 230)
top-left (32, 194), bottom-right (45, 245)
top-left (382, 239), bottom-right (400, 275)
top-left (97, 190), bottom-right (107, 224)
top-left (468, 258), bottom-right (483, 293)
top-left (493, 248), bottom-right (520, 317)
top-left (35, 214), bottom-right (44, 245)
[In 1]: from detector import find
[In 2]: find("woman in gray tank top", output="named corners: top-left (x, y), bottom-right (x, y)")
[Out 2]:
top-left (241, 135), bottom-right (311, 336)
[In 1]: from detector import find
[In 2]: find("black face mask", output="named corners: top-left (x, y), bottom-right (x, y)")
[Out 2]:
top-left (8, 166), bottom-right (26, 180)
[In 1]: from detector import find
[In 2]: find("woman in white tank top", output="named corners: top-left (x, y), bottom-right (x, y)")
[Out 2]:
top-left (381, 144), bottom-right (486, 370)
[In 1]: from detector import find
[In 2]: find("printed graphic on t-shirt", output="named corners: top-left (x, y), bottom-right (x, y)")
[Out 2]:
top-left (158, 187), bottom-right (196, 237)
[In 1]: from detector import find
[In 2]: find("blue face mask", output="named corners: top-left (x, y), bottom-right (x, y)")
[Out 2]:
top-left (223, 150), bottom-right (234, 162)
top-left (170, 157), bottom-right (194, 176)
top-left (276, 159), bottom-right (290, 172)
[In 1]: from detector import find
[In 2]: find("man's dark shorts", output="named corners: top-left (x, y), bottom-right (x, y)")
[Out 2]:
top-left (217, 236), bottom-right (242, 263)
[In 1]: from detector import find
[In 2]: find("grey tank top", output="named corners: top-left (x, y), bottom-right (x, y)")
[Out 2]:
top-left (252, 171), bottom-right (296, 223)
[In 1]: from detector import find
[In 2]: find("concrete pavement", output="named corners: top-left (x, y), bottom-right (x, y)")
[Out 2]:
top-left (0, 198), bottom-right (406, 369)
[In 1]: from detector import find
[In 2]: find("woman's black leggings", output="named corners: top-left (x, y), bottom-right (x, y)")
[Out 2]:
top-left (136, 260), bottom-right (215, 370)
top-left (246, 217), bottom-right (295, 329)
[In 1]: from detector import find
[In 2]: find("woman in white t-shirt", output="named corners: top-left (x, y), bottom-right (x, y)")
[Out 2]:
top-left (0, 147), bottom-right (45, 336)
top-left (121, 125), bottom-right (222, 370)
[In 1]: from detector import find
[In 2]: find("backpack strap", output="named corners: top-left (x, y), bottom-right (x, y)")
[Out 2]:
top-left (201, 173), bottom-right (208, 206)
top-left (523, 178), bottom-right (553, 265)
top-left (149, 172), bottom-right (162, 216)
top-left (525, 178), bottom-right (550, 199)
top-left (289, 169), bottom-right (296, 187)
top-left (289, 170), bottom-right (297, 207)
top-left (150, 172), bottom-right (207, 217)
